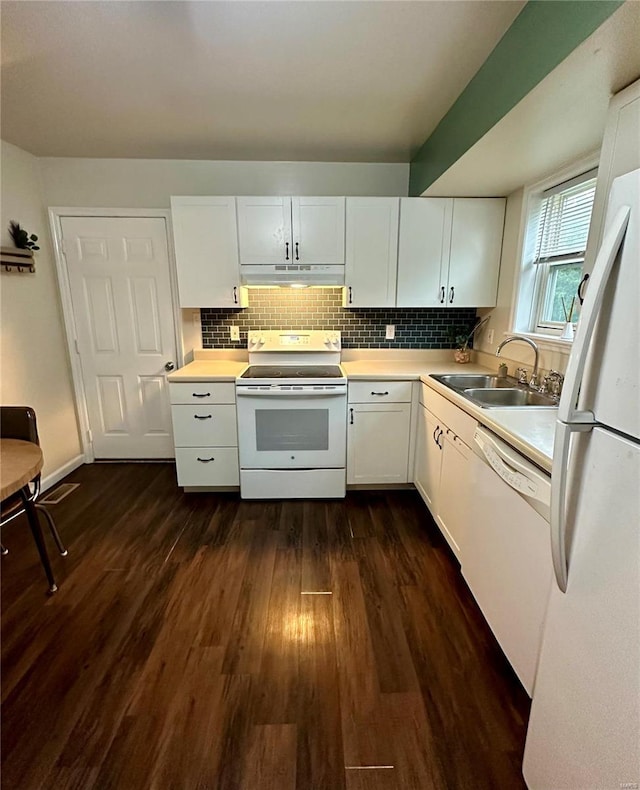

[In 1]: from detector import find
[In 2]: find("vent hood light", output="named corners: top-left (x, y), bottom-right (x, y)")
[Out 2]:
top-left (289, 283), bottom-right (308, 289)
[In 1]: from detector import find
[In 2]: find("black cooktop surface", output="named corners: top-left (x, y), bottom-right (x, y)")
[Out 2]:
top-left (240, 365), bottom-right (343, 379)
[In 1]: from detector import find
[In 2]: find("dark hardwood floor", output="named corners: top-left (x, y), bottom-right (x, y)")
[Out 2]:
top-left (1, 463), bottom-right (529, 790)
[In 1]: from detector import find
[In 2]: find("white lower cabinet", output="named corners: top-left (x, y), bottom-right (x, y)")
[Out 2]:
top-left (169, 382), bottom-right (239, 488)
top-left (436, 429), bottom-right (471, 560)
top-left (414, 387), bottom-right (474, 562)
top-left (414, 404), bottom-right (442, 512)
top-left (347, 380), bottom-right (412, 484)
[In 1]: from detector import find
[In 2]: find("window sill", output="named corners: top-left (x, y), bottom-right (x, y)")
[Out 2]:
top-left (503, 331), bottom-right (573, 356)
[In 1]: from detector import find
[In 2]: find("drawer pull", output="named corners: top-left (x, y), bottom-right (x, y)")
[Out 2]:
top-left (192, 392), bottom-right (211, 398)
top-left (194, 414), bottom-right (212, 420)
top-left (197, 457), bottom-right (215, 463)
top-left (371, 391), bottom-right (389, 396)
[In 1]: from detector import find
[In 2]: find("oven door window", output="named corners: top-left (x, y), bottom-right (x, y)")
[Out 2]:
top-left (255, 409), bottom-right (329, 452)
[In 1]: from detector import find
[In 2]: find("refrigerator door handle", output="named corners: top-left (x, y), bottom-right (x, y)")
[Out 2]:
top-left (558, 206), bottom-right (630, 425)
top-left (551, 421), bottom-right (572, 593)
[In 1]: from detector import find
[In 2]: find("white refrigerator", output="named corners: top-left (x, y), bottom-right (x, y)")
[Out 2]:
top-left (523, 168), bottom-right (640, 788)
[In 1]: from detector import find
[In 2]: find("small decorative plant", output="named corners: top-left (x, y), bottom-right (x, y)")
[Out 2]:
top-left (448, 316), bottom-right (491, 364)
top-left (8, 221), bottom-right (40, 251)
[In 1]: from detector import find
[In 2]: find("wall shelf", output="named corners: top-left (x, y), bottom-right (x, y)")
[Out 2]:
top-left (1, 247), bottom-right (35, 273)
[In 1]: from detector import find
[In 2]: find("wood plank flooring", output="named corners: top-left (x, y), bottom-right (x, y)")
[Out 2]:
top-left (1, 463), bottom-right (529, 789)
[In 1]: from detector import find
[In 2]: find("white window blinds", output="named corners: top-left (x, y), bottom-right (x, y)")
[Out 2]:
top-left (533, 169), bottom-right (597, 264)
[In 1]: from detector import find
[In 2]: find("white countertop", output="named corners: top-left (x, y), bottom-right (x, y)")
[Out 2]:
top-left (343, 359), bottom-right (555, 472)
top-left (167, 360), bottom-right (247, 382)
top-left (169, 356), bottom-right (556, 472)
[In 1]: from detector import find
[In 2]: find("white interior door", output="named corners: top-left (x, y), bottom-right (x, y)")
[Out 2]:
top-left (61, 216), bottom-right (177, 459)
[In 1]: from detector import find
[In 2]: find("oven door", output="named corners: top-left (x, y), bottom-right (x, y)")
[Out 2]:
top-left (236, 388), bottom-right (347, 469)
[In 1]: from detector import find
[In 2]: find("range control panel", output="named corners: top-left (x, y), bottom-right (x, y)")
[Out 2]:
top-left (247, 330), bottom-right (341, 352)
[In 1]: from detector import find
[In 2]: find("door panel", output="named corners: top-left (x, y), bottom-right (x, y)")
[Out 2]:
top-left (345, 197), bottom-right (399, 307)
top-left (129, 278), bottom-right (162, 354)
top-left (397, 198), bottom-right (452, 307)
top-left (236, 197), bottom-right (292, 264)
top-left (291, 197), bottom-right (345, 264)
top-left (448, 198), bottom-right (504, 307)
top-left (62, 216), bottom-right (176, 458)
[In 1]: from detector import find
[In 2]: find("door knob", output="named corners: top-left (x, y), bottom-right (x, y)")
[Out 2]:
top-left (164, 361), bottom-right (175, 371)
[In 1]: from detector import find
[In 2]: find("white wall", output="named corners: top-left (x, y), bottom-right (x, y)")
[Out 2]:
top-left (39, 158), bottom-right (409, 207)
top-left (0, 141), bottom-right (82, 478)
top-left (474, 187), bottom-right (570, 375)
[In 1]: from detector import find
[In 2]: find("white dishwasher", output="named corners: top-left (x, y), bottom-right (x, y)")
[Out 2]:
top-left (463, 426), bottom-right (553, 696)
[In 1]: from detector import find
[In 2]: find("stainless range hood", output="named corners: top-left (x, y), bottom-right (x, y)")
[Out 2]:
top-left (241, 263), bottom-right (345, 287)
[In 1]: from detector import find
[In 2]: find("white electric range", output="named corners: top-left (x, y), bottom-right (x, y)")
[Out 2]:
top-left (236, 330), bottom-right (347, 499)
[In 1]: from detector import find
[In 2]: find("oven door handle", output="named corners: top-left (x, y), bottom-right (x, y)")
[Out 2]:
top-left (235, 389), bottom-right (346, 398)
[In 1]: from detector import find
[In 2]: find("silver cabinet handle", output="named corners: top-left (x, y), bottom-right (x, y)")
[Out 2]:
top-left (192, 392), bottom-right (211, 398)
top-left (193, 414), bottom-right (212, 420)
top-left (197, 457), bottom-right (215, 463)
top-left (370, 391), bottom-right (389, 396)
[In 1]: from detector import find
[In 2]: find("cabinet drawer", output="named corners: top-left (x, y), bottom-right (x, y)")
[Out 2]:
top-left (421, 384), bottom-right (476, 447)
top-left (169, 382), bottom-right (236, 405)
top-left (175, 447), bottom-right (239, 487)
top-left (171, 405), bottom-right (238, 447)
top-left (348, 380), bottom-right (412, 403)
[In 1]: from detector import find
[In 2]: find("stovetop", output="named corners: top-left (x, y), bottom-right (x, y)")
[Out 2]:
top-left (240, 365), bottom-right (344, 380)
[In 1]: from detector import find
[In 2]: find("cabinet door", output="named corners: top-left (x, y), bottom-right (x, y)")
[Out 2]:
top-left (291, 197), bottom-right (345, 264)
top-left (447, 198), bottom-right (505, 307)
top-left (344, 198), bottom-right (399, 307)
top-left (397, 198), bottom-right (452, 307)
top-left (414, 404), bottom-right (442, 513)
top-left (436, 432), bottom-right (471, 561)
top-left (347, 402), bottom-right (410, 484)
top-left (171, 197), bottom-right (242, 308)
top-left (236, 197), bottom-right (292, 264)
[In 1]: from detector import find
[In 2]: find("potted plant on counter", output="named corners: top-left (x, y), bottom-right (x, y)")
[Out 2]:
top-left (448, 316), bottom-right (491, 364)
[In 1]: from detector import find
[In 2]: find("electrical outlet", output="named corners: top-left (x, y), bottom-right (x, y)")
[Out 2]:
top-left (385, 325), bottom-right (395, 340)
top-left (192, 310), bottom-right (201, 328)
top-left (487, 329), bottom-right (494, 345)
top-left (230, 326), bottom-right (240, 342)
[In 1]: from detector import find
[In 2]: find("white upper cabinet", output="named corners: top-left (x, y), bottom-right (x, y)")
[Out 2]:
top-left (344, 197), bottom-right (399, 308)
top-left (446, 198), bottom-right (505, 307)
top-left (171, 196), bottom-right (245, 308)
top-left (236, 197), bottom-right (292, 265)
top-left (397, 198), bottom-right (452, 307)
top-left (292, 197), bottom-right (345, 264)
top-left (396, 197), bottom-right (505, 309)
top-left (236, 196), bottom-right (345, 265)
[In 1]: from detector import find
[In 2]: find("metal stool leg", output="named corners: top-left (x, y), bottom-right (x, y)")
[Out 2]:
top-left (21, 491), bottom-right (57, 594)
top-left (35, 504), bottom-right (68, 556)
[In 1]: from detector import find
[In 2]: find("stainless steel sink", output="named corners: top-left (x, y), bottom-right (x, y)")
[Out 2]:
top-left (462, 388), bottom-right (557, 408)
top-left (429, 373), bottom-right (558, 409)
top-left (433, 374), bottom-right (518, 390)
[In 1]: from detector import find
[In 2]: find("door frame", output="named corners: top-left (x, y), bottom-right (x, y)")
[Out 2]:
top-left (49, 207), bottom-right (184, 463)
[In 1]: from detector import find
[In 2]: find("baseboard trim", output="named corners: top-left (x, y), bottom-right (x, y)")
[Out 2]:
top-left (41, 455), bottom-right (85, 493)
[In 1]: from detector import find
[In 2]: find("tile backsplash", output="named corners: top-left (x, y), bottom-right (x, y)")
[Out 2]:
top-left (200, 288), bottom-right (477, 349)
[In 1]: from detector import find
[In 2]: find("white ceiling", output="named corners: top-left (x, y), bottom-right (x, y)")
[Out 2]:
top-left (426, 1), bottom-right (640, 197)
top-left (0, 0), bottom-right (525, 162)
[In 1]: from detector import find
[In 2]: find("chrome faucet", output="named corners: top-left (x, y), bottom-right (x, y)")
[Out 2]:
top-left (496, 336), bottom-right (540, 388)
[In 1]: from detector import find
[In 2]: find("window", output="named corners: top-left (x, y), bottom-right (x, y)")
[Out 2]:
top-left (530, 169), bottom-right (597, 332)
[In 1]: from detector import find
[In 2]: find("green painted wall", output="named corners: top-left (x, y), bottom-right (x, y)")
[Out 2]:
top-left (409, 0), bottom-right (624, 196)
